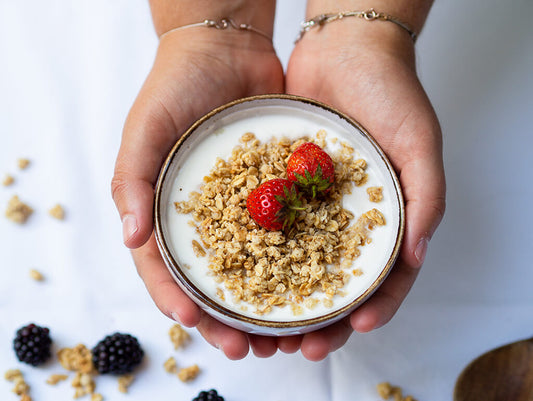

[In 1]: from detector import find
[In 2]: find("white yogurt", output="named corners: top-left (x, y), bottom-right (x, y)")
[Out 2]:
top-left (160, 99), bottom-right (402, 323)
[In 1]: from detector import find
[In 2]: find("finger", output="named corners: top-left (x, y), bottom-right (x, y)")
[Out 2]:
top-left (277, 335), bottom-right (303, 354)
top-left (300, 318), bottom-right (353, 361)
top-left (131, 235), bottom-right (202, 327)
top-left (400, 155), bottom-right (446, 268)
top-left (196, 313), bottom-right (249, 360)
top-left (248, 334), bottom-right (278, 358)
top-left (349, 258), bottom-right (418, 332)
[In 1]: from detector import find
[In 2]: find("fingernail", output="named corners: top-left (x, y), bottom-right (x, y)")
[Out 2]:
top-left (414, 237), bottom-right (429, 266)
top-left (170, 312), bottom-right (183, 325)
top-left (122, 214), bottom-right (138, 244)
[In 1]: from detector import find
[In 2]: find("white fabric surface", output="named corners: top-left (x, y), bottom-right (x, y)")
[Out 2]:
top-left (1, 1), bottom-right (532, 400)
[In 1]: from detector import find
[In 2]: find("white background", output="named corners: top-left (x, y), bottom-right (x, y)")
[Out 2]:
top-left (1, 1), bottom-right (532, 400)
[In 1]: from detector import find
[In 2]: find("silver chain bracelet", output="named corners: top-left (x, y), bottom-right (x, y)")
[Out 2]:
top-left (159, 18), bottom-right (272, 42)
top-left (295, 8), bottom-right (417, 43)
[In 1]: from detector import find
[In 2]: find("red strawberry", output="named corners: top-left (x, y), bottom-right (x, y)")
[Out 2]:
top-left (246, 178), bottom-right (304, 231)
top-left (286, 142), bottom-right (335, 198)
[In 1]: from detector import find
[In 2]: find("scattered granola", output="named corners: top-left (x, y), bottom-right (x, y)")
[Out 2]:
top-left (91, 393), bottom-right (104, 401)
top-left (367, 186), bottom-right (383, 202)
top-left (4, 369), bottom-right (31, 399)
top-left (117, 374), bottom-right (134, 393)
top-left (163, 357), bottom-right (178, 374)
top-left (5, 195), bottom-right (33, 224)
top-left (57, 344), bottom-right (95, 374)
top-left (48, 204), bottom-right (65, 220)
top-left (2, 174), bottom-right (14, 186)
top-left (29, 269), bottom-right (44, 282)
top-left (177, 364), bottom-right (200, 383)
top-left (71, 372), bottom-right (96, 398)
top-left (174, 132), bottom-right (386, 315)
top-left (46, 374), bottom-right (69, 385)
top-left (169, 324), bottom-right (191, 350)
top-left (377, 382), bottom-right (417, 401)
top-left (17, 158), bottom-right (30, 170)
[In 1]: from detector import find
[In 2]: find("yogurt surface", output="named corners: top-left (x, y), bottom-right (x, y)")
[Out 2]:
top-left (161, 99), bottom-right (401, 322)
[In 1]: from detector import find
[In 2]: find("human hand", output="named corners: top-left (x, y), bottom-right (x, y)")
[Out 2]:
top-left (280, 15), bottom-right (446, 360)
top-left (111, 22), bottom-right (284, 359)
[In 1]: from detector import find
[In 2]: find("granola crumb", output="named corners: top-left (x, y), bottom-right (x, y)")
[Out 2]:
top-left (376, 382), bottom-right (416, 401)
top-left (2, 174), bottom-right (14, 186)
top-left (192, 240), bottom-right (206, 257)
top-left (377, 382), bottom-right (393, 399)
top-left (163, 357), bottom-right (177, 374)
top-left (5, 195), bottom-right (33, 224)
top-left (46, 374), bottom-right (69, 385)
top-left (57, 344), bottom-right (95, 374)
top-left (322, 298), bottom-right (333, 308)
top-left (4, 369), bottom-right (23, 381)
top-left (177, 364), bottom-right (200, 383)
top-left (29, 269), bottom-right (44, 281)
top-left (20, 394), bottom-right (33, 401)
top-left (12, 377), bottom-right (31, 396)
top-left (71, 372), bottom-right (96, 398)
top-left (117, 374), bottom-right (134, 394)
top-left (367, 186), bottom-right (383, 202)
top-left (48, 204), bottom-right (65, 220)
top-left (169, 324), bottom-right (191, 350)
top-left (352, 268), bottom-right (363, 277)
top-left (17, 158), bottom-right (30, 170)
top-left (91, 394), bottom-right (104, 401)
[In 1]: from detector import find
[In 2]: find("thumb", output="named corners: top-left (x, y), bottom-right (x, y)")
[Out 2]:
top-left (111, 92), bottom-right (179, 249)
top-left (111, 171), bottom-right (155, 249)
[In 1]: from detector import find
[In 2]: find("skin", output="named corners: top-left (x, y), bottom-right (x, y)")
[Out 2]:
top-left (111, 0), bottom-right (445, 361)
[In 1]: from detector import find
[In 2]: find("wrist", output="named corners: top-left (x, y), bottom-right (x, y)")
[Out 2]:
top-left (304, 0), bottom-right (433, 39)
top-left (149, 0), bottom-right (276, 38)
top-left (295, 15), bottom-right (417, 71)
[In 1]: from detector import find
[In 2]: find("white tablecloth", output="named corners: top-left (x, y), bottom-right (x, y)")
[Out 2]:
top-left (1, 1), bottom-right (532, 400)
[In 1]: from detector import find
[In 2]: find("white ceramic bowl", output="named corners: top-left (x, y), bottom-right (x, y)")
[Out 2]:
top-left (154, 95), bottom-right (404, 336)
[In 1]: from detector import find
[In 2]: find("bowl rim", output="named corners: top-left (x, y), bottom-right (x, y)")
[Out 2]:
top-left (154, 94), bottom-right (405, 329)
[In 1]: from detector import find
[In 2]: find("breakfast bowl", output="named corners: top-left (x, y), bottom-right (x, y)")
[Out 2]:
top-left (154, 94), bottom-right (404, 336)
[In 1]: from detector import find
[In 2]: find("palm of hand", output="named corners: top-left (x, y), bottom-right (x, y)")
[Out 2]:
top-left (281, 39), bottom-right (445, 353)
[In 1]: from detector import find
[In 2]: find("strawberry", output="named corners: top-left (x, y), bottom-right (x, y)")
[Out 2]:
top-left (286, 142), bottom-right (335, 198)
top-left (246, 178), bottom-right (303, 231)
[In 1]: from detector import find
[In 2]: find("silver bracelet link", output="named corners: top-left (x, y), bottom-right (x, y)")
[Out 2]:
top-left (295, 8), bottom-right (417, 43)
top-left (160, 17), bottom-right (272, 42)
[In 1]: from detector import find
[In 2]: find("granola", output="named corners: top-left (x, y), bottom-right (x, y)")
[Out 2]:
top-left (17, 158), bottom-right (30, 170)
top-left (177, 364), bottom-right (200, 382)
top-left (57, 344), bottom-right (95, 374)
top-left (2, 174), bottom-right (14, 186)
top-left (168, 324), bottom-right (190, 350)
top-left (4, 369), bottom-right (31, 399)
top-left (367, 186), bottom-right (383, 202)
top-left (48, 204), bottom-right (65, 220)
top-left (29, 269), bottom-right (44, 282)
top-left (174, 132), bottom-right (386, 315)
top-left (117, 374), bottom-right (134, 393)
top-left (5, 195), bottom-right (33, 224)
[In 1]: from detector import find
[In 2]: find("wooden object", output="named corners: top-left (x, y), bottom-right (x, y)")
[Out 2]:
top-left (454, 337), bottom-right (533, 401)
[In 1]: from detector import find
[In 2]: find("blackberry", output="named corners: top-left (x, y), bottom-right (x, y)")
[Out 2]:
top-left (91, 332), bottom-right (144, 374)
top-left (193, 389), bottom-right (225, 401)
top-left (13, 323), bottom-right (52, 366)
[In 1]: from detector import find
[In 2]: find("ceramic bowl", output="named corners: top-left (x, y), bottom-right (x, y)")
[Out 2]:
top-left (154, 94), bottom-right (404, 336)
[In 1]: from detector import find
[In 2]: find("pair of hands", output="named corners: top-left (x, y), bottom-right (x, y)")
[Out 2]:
top-left (111, 22), bottom-right (445, 361)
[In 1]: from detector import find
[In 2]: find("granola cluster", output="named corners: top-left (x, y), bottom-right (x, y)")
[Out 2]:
top-left (164, 324), bottom-right (201, 383)
top-left (175, 131), bottom-right (386, 315)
